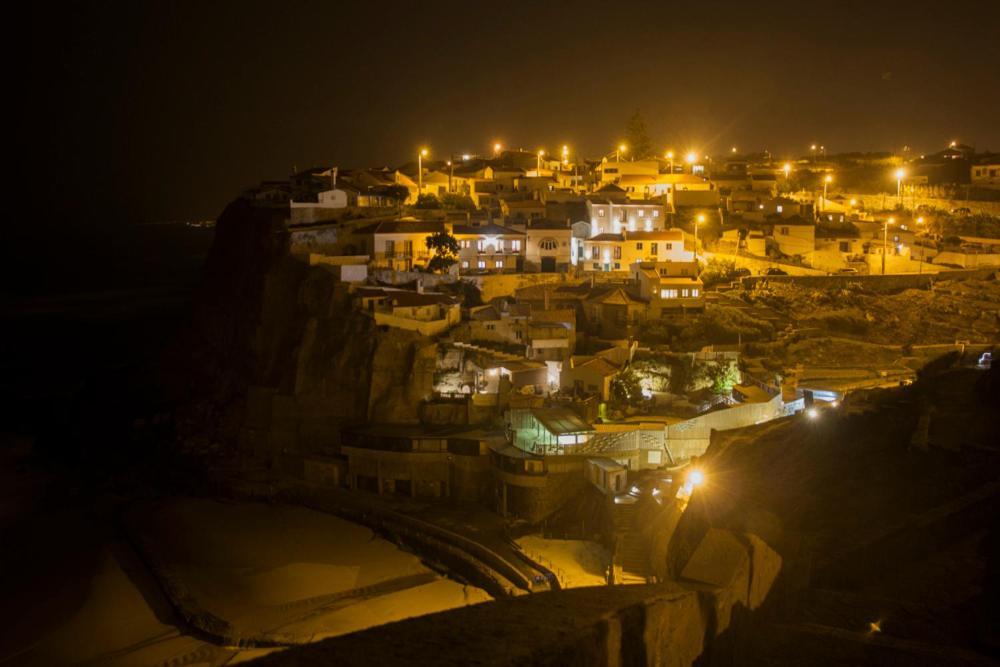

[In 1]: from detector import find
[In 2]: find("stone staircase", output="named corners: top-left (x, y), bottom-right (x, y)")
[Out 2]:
top-left (612, 502), bottom-right (649, 584)
top-left (452, 341), bottom-right (524, 362)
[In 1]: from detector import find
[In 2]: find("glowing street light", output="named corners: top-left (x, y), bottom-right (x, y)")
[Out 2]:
top-left (783, 163), bottom-right (792, 180)
top-left (537, 148), bottom-right (545, 174)
top-left (561, 144), bottom-right (569, 171)
top-left (822, 173), bottom-right (833, 210)
top-left (665, 150), bottom-right (675, 173)
top-left (418, 147), bottom-right (429, 193)
top-left (882, 216), bottom-right (896, 275)
top-left (694, 213), bottom-right (706, 264)
top-left (731, 146), bottom-right (738, 153)
top-left (493, 142), bottom-right (502, 157)
top-left (895, 167), bottom-right (907, 207)
top-left (687, 468), bottom-right (705, 487)
top-left (916, 216), bottom-right (926, 274)
top-left (617, 143), bottom-right (627, 161)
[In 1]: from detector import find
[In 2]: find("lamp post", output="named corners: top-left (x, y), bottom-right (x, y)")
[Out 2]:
top-left (617, 143), bottom-right (626, 162)
top-left (895, 168), bottom-right (907, 209)
top-left (537, 149), bottom-right (545, 175)
top-left (822, 174), bottom-right (832, 212)
top-left (882, 216), bottom-right (895, 275)
top-left (686, 151), bottom-right (698, 174)
top-left (493, 142), bottom-right (502, 158)
top-left (418, 148), bottom-right (428, 194)
top-left (665, 150), bottom-right (674, 174)
top-left (916, 216), bottom-right (925, 275)
top-left (695, 213), bottom-right (705, 265)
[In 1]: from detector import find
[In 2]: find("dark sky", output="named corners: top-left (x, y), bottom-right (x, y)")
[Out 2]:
top-left (24, 0), bottom-right (1000, 225)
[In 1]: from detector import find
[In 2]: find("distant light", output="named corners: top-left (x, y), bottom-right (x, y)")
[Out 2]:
top-left (685, 151), bottom-right (698, 164)
top-left (916, 216), bottom-right (925, 224)
top-left (949, 140), bottom-right (957, 148)
top-left (825, 174), bottom-right (833, 183)
top-left (562, 144), bottom-right (569, 155)
top-left (630, 485), bottom-right (640, 495)
top-left (487, 368), bottom-right (498, 377)
top-left (895, 167), bottom-right (906, 179)
top-left (665, 150), bottom-right (674, 159)
top-left (849, 198), bottom-right (857, 206)
top-left (462, 154), bottom-right (471, 161)
top-left (446, 160), bottom-right (452, 166)
top-left (619, 143), bottom-right (627, 153)
top-left (420, 148), bottom-right (429, 157)
top-left (687, 469), bottom-right (705, 487)
top-left (697, 213), bottom-right (706, 223)
top-left (538, 149), bottom-right (545, 156)
top-left (783, 163), bottom-right (792, 175)
top-left (811, 144), bottom-right (817, 150)
top-left (494, 142), bottom-right (502, 152)
top-left (806, 408), bottom-right (819, 419)
top-left (731, 146), bottom-right (738, 153)
top-left (830, 400), bottom-right (840, 408)
top-left (869, 620), bottom-right (882, 634)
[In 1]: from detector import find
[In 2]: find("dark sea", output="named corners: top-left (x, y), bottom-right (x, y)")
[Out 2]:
top-left (1, 222), bottom-right (215, 450)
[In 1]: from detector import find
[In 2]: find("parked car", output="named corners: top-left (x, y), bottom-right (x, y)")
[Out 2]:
top-left (836, 268), bottom-right (858, 274)
top-left (765, 267), bottom-right (788, 276)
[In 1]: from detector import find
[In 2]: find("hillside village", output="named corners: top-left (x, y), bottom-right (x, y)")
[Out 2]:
top-left (218, 139), bottom-right (1000, 537)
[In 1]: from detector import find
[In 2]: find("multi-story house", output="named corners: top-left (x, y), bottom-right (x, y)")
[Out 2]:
top-left (581, 229), bottom-right (691, 272)
top-left (454, 223), bottom-right (525, 273)
top-left (362, 219), bottom-right (450, 271)
top-left (524, 220), bottom-right (574, 272)
top-left (586, 198), bottom-right (668, 235)
top-left (631, 261), bottom-right (705, 316)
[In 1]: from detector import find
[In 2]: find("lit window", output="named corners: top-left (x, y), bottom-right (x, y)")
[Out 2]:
top-left (653, 210), bottom-right (659, 218)
top-left (644, 220), bottom-right (652, 231)
top-left (598, 209), bottom-right (606, 217)
top-left (495, 260), bottom-right (504, 269)
top-left (478, 260), bottom-right (486, 269)
top-left (511, 239), bottom-right (522, 251)
top-left (691, 289), bottom-right (700, 297)
top-left (638, 209), bottom-right (645, 217)
top-left (776, 205), bottom-right (783, 213)
top-left (651, 243), bottom-right (658, 255)
top-left (682, 289), bottom-right (690, 297)
top-left (613, 246), bottom-right (621, 259)
top-left (461, 260), bottom-right (469, 268)
top-left (660, 289), bottom-right (679, 299)
top-left (477, 240), bottom-right (485, 252)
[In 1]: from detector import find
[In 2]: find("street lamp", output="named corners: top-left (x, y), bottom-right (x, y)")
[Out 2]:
top-left (561, 144), bottom-right (569, 171)
top-left (686, 151), bottom-right (698, 173)
top-left (493, 142), bottom-right (502, 157)
top-left (694, 213), bottom-right (705, 264)
top-left (418, 147), bottom-right (429, 193)
top-left (882, 216), bottom-right (895, 275)
top-left (665, 150), bottom-right (675, 174)
top-left (617, 143), bottom-right (627, 162)
top-left (783, 162), bottom-right (792, 182)
top-left (822, 174), bottom-right (833, 211)
top-left (895, 167), bottom-right (907, 208)
top-left (537, 149), bottom-right (545, 174)
top-left (916, 216), bottom-right (926, 274)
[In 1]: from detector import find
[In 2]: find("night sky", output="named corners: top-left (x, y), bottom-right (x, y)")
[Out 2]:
top-left (24, 0), bottom-right (1000, 226)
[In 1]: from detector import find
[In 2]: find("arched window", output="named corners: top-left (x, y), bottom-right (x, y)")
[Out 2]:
top-left (539, 238), bottom-right (558, 251)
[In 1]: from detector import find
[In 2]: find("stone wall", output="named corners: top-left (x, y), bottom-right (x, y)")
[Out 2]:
top-left (740, 266), bottom-right (996, 292)
top-left (844, 192), bottom-right (1000, 216)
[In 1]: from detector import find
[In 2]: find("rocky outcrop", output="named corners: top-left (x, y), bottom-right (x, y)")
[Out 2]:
top-left (170, 200), bottom-right (438, 458)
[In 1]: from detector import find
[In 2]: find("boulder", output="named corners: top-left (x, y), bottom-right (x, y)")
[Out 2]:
top-left (745, 532), bottom-right (783, 610)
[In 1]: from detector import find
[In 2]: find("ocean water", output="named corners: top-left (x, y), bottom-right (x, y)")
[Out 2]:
top-left (1, 223), bottom-right (215, 448)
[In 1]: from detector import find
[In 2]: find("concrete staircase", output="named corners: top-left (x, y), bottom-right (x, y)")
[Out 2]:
top-left (612, 503), bottom-right (649, 584)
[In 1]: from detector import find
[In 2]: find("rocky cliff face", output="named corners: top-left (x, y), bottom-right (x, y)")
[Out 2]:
top-left (170, 200), bottom-right (435, 458)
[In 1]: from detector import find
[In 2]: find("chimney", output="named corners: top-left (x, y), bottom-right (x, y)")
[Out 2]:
top-left (330, 166), bottom-right (338, 190)
top-left (416, 278), bottom-right (424, 294)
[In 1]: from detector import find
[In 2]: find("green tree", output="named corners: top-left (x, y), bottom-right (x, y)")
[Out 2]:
top-left (440, 193), bottom-right (476, 210)
top-left (425, 230), bottom-right (460, 273)
top-left (625, 109), bottom-right (653, 160)
top-left (415, 193), bottom-right (441, 209)
top-left (703, 362), bottom-right (740, 395)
